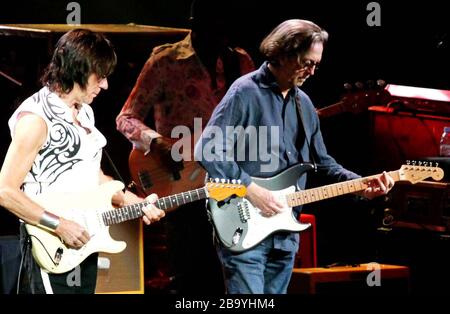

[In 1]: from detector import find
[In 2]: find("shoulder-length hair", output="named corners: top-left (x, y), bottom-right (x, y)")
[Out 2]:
top-left (41, 28), bottom-right (117, 93)
top-left (260, 19), bottom-right (328, 65)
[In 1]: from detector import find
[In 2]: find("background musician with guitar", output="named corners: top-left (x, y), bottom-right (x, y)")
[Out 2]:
top-left (0, 29), bottom-right (164, 294)
top-left (194, 19), bottom-right (395, 294)
top-left (116, 0), bottom-right (255, 294)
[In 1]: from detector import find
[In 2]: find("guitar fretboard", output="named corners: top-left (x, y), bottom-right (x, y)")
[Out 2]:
top-left (102, 187), bottom-right (208, 226)
top-left (287, 170), bottom-right (400, 207)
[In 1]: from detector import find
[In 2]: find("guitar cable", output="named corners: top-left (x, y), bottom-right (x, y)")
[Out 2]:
top-left (16, 234), bottom-right (28, 294)
top-left (28, 234), bottom-right (60, 266)
top-left (16, 232), bottom-right (57, 294)
top-left (16, 233), bottom-right (63, 294)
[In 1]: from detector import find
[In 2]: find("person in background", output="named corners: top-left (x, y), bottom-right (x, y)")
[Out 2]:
top-left (116, 0), bottom-right (254, 293)
top-left (0, 29), bottom-right (164, 294)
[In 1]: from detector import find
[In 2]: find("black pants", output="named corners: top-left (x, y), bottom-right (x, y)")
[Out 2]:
top-left (18, 223), bottom-right (98, 294)
top-left (165, 200), bottom-right (224, 294)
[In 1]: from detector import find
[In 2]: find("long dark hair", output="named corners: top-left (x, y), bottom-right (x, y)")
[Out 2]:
top-left (260, 19), bottom-right (328, 66)
top-left (41, 28), bottom-right (117, 94)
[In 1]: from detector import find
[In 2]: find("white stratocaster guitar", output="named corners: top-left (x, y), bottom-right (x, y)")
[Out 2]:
top-left (26, 180), bottom-right (246, 274)
top-left (209, 163), bottom-right (444, 252)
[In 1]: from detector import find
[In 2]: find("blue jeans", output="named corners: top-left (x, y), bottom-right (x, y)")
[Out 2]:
top-left (216, 237), bottom-right (297, 294)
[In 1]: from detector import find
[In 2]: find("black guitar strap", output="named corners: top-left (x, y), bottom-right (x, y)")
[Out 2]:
top-left (103, 148), bottom-right (128, 192)
top-left (294, 91), bottom-right (317, 172)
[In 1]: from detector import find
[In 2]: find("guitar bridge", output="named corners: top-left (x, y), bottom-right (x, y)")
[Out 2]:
top-left (237, 201), bottom-right (250, 223)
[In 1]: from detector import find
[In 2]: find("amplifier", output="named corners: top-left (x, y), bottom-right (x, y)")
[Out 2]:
top-left (288, 264), bottom-right (410, 294)
top-left (382, 181), bottom-right (450, 232)
top-left (368, 105), bottom-right (450, 172)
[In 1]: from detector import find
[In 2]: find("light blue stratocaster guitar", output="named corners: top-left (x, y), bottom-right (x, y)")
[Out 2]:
top-left (209, 163), bottom-right (444, 252)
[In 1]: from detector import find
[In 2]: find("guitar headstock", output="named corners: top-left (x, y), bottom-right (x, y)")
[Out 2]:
top-left (317, 79), bottom-right (391, 119)
top-left (398, 163), bottom-right (444, 183)
top-left (206, 179), bottom-right (247, 201)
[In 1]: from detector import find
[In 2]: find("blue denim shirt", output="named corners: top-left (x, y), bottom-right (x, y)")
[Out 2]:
top-left (195, 62), bottom-right (359, 251)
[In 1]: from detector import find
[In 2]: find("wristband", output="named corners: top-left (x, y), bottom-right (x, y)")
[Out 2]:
top-left (39, 211), bottom-right (61, 231)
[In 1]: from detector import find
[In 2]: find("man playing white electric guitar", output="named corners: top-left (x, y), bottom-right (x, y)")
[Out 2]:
top-left (0, 29), bottom-right (164, 294)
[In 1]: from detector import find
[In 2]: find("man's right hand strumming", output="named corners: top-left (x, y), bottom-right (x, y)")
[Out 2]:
top-left (56, 218), bottom-right (90, 249)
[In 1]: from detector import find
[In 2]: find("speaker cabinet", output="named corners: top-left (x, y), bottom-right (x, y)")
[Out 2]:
top-left (369, 106), bottom-right (450, 172)
top-left (288, 264), bottom-right (410, 295)
top-left (95, 220), bottom-right (144, 294)
top-left (294, 214), bottom-right (317, 268)
top-left (385, 181), bottom-right (450, 231)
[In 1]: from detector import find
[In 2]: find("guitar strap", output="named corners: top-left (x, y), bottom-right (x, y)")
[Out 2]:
top-left (294, 91), bottom-right (317, 172)
top-left (103, 149), bottom-right (127, 192)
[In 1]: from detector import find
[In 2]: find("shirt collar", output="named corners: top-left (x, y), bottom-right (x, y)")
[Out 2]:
top-left (255, 62), bottom-right (298, 99)
top-left (45, 86), bottom-right (90, 125)
top-left (255, 61), bottom-right (279, 89)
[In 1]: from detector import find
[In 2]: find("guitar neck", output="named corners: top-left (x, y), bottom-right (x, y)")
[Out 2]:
top-left (102, 187), bottom-right (208, 226)
top-left (287, 170), bottom-right (400, 207)
top-left (317, 101), bottom-right (346, 119)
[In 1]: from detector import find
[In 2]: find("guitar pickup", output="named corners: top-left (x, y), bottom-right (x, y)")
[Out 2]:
top-left (138, 171), bottom-right (153, 190)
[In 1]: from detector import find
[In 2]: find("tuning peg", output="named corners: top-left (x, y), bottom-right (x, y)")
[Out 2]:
top-left (355, 81), bottom-right (364, 89)
top-left (366, 80), bottom-right (375, 89)
top-left (376, 79), bottom-right (386, 88)
top-left (343, 82), bottom-right (353, 91)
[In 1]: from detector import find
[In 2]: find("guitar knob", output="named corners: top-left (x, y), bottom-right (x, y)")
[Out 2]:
top-left (215, 178), bottom-right (220, 183)
top-left (221, 179), bottom-right (226, 184)
top-left (237, 179), bottom-right (241, 185)
top-left (232, 179), bottom-right (236, 184)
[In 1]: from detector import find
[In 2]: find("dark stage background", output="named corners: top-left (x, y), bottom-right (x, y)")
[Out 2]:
top-left (1, 0), bottom-right (449, 294)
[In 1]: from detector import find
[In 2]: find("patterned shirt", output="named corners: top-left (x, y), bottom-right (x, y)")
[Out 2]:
top-left (8, 86), bottom-right (106, 195)
top-left (116, 33), bottom-right (255, 153)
